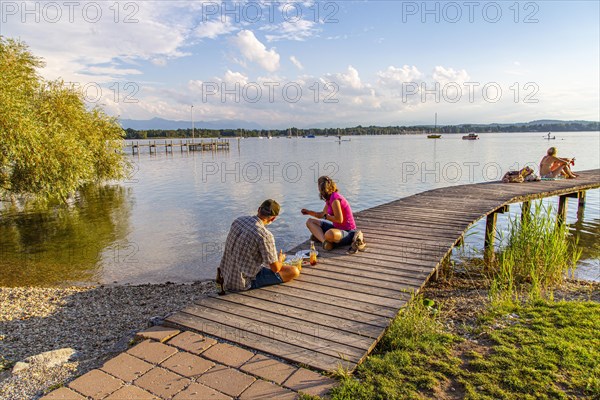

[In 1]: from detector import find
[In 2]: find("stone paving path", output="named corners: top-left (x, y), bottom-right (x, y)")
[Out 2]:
top-left (41, 326), bottom-right (336, 400)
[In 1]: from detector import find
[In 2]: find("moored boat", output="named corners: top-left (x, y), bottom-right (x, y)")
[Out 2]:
top-left (462, 133), bottom-right (479, 140)
top-left (427, 113), bottom-right (442, 138)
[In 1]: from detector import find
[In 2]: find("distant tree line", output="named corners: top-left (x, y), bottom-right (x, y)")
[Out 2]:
top-left (124, 121), bottom-right (600, 139)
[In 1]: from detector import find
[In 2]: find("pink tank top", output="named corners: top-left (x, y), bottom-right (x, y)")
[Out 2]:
top-left (326, 192), bottom-right (356, 231)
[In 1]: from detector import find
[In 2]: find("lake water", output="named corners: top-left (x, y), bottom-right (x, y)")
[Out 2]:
top-left (1, 132), bottom-right (598, 286)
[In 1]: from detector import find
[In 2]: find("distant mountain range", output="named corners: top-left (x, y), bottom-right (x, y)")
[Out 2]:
top-left (418, 119), bottom-right (598, 128)
top-left (119, 117), bottom-right (262, 130)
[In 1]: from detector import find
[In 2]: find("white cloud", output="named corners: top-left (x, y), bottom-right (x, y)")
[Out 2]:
top-left (337, 66), bottom-right (364, 90)
top-left (85, 66), bottom-right (143, 76)
top-left (432, 66), bottom-right (470, 84)
top-left (195, 16), bottom-right (237, 39)
top-left (377, 65), bottom-right (424, 86)
top-left (231, 30), bottom-right (280, 72)
top-left (223, 70), bottom-right (249, 86)
top-left (2, 2), bottom-right (194, 83)
top-left (290, 56), bottom-right (304, 70)
top-left (264, 19), bottom-right (319, 42)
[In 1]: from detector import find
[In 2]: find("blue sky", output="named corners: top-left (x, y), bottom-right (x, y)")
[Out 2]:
top-left (2, 1), bottom-right (599, 128)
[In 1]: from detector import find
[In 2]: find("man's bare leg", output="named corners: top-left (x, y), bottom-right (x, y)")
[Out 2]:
top-left (279, 265), bottom-right (300, 282)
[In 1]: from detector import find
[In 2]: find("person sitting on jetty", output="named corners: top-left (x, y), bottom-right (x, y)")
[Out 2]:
top-left (216, 199), bottom-right (300, 293)
top-left (301, 176), bottom-right (366, 254)
top-left (539, 147), bottom-right (578, 179)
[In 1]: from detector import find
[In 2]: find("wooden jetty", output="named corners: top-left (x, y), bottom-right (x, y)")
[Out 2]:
top-left (126, 139), bottom-right (230, 155)
top-left (166, 169), bottom-right (600, 372)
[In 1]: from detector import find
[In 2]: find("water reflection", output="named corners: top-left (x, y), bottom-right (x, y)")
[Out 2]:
top-left (570, 216), bottom-right (600, 282)
top-left (0, 185), bottom-right (132, 286)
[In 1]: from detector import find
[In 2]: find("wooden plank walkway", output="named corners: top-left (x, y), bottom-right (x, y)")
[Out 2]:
top-left (166, 169), bottom-right (600, 372)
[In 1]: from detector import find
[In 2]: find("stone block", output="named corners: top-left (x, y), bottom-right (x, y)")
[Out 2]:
top-left (127, 339), bottom-right (178, 364)
top-left (240, 354), bottom-right (297, 385)
top-left (68, 369), bottom-right (123, 399)
top-left (198, 365), bottom-right (255, 397)
top-left (101, 353), bottom-right (153, 382)
top-left (136, 326), bottom-right (181, 343)
top-left (283, 368), bottom-right (337, 398)
top-left (201, 343), bottom-right (254, 368)
top-left (161, 351), bottom-right (214, 378)
top-left (167, 331), bottom-right (217, 355)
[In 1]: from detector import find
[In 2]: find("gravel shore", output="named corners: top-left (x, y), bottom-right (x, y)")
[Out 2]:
top-left (0, 281), bottom-right (216, 400)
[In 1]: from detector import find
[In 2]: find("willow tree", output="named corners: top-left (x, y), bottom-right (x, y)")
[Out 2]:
top-left (0, 37), bottom-right (128, 202)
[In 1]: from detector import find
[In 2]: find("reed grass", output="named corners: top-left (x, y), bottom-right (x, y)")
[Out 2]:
top-left (489, 203), bottom-right (581, 302)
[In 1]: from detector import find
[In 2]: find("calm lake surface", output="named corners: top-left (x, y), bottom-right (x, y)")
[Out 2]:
top-left (1, 132), bottom-right (598, 286)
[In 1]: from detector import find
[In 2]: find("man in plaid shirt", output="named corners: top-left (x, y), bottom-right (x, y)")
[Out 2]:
top-left (217, 199), bottom-right (300, 292)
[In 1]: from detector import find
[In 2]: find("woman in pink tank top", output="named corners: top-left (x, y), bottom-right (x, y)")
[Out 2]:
top-left (301, 176), bottom-right (366, 253)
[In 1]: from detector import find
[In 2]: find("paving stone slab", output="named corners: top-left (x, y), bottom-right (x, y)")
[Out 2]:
top-left (240, 354), bottom-right (298, 385)
top-left (167, 331), bottom-right (217, 355)
top-left (283, 368), bottom-right (337, 398)
top-left (68, 369), bottom-right (124, 399)
top-left (202, 342), bottom-right (255, 368)
top-left (134, 367), bottom-right (191, 399)
top-left (198, 365), bottom-right (256, 397)
top-left (160, 351), bottom-right (215, 378)
top-left (172, 382), bottom-right (233, 400)
top-left (40, 387), bottom-right (87, 400)
top-left (127, 339), bottom-right (178, 364)
top-left (101, 352), bottom-right (154, 382)
top-left (136, 326), bottom-right (181, 343)
top-left (239, 379), bottom-right (298, 400)
top-left (104, 385), bottom-right (160, 400)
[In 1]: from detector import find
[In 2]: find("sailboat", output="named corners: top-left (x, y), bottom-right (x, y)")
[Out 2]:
top-left (427, 113), bottom-right (442, 138)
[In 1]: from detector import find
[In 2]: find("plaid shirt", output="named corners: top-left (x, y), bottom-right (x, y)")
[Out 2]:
top-left (219, 215), bottom-right (278, 291)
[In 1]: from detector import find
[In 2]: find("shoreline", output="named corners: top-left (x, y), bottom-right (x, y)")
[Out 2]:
top-left (2, 277), bottom-right (599, 399)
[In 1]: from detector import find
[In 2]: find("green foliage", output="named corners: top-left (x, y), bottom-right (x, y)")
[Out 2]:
top-left (0, 36), bottom-right (128, 201)
top-left (489, 203), bottom-right (581, 302)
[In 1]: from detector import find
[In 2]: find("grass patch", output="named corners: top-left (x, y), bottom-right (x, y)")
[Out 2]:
top-left (331, 297), bottom-right (462, 399)
top-left (332, 295), bottom-right (600, 400)
top-left (463, 300), bottom-right (600, 399)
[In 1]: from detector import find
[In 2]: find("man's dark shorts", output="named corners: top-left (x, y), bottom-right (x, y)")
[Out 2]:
top-left (251, 267), bottom-right (283, 289)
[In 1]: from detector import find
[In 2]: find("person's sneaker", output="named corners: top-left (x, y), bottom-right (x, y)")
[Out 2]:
top-left (347, 230), bottom-right (366, 254)
top-left (310, 234), bottom-right (320, 243)
top-left (323, 241), bottom-right (334, 251)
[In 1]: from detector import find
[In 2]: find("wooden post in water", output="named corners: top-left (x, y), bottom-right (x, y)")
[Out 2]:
top-left (557, 194), bottom-right (570, 225)
top-left (484, 205), bottom-right (509, 264)
top-left (558, 192), bottom-right (583, 225)
top-left (577, 190), bottom-right (586, 221)
top-left (521, 201), bottom-right (531, 223)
